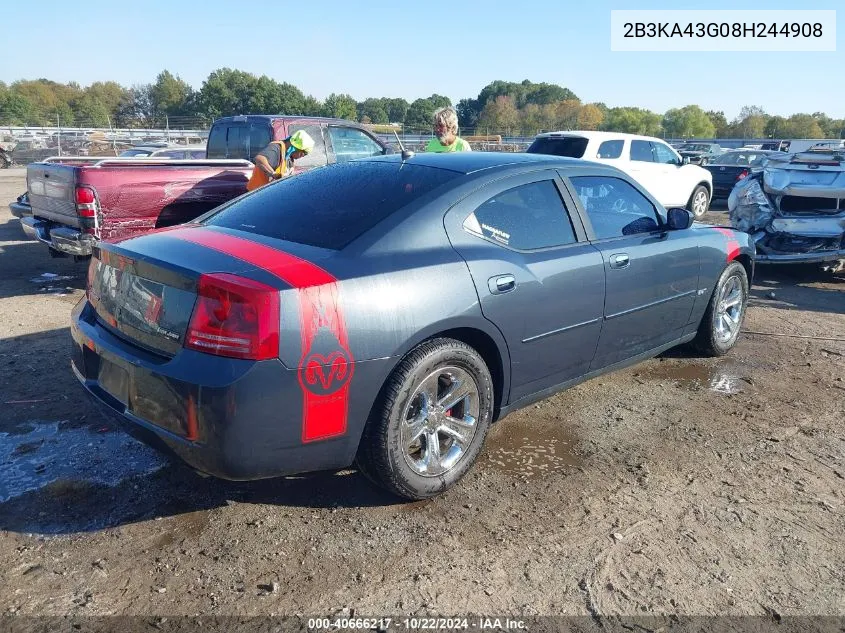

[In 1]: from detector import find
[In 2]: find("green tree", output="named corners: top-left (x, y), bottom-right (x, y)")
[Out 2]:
top-left (301, 95), bottom-right (323, 116)
top-left (781, 114), bottom-right (824, 138)
top-left (150, 70), bottom-right (193, 118)
top-left (456, 98), bottom-right (478, 129)
top-left (404, 98), bottom-right (435, 130)
top-left (662, 105), bottom-right (715, 138)
top-left (477, 95), bottom-right (519, 133)
top-left (198, 68), bottom-right (258, 119)
top-left (764, 115), bottom-right (786, 138)
top-left (0, 90), bottom-right (34, 125)
top-left (250, 76), bottom-right (305, 114)
top-left (601, 107), bottom-right (662, 136)
top-left (705, 110), bottom-right (729, 137)
top-left (519, 103), bottom-right (543, 135)
top-left (357, 98), bottom-right (388, 124)
top-left (384, 98), bottom-right (409, 124)
top-left (322, 93), bottom-right (357, 120)
top-left (85, 81), bottom-right (129, 118)
top-left (577, 103), bottom-right (604, 131)
top-left (733, 105), bottom-right (768, 138)
top-left (74, 94), bottom-right (110, 127)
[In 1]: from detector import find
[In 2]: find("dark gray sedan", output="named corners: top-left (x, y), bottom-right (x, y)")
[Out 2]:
top-left (71, 153), bottom-right (754, 499)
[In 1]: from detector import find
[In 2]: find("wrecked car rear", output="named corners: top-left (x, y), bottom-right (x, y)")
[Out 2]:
top-left (728, 150), bottom-right (845, 267)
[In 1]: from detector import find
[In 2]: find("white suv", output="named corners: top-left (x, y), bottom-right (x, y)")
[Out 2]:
top-left (527, 131), bottom-right (713, 218)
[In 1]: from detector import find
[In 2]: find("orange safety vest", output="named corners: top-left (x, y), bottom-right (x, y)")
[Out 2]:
top-left (246, 141), bottom-right (289, 191)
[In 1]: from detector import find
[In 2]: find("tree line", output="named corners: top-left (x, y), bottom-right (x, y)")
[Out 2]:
top-left (1, 71), bottom-right (842, 139)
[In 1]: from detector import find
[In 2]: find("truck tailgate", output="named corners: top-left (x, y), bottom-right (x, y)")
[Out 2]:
top-left (26, 163), bottom-right (80, 228)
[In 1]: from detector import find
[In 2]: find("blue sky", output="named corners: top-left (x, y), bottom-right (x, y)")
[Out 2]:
top-left (1, 0), bottom-right (841, 119)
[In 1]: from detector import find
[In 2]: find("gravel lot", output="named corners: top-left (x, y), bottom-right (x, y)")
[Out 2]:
top-left (0, 167), bottom-right (843, 618)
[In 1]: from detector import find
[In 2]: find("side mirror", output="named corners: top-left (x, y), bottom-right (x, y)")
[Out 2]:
top-left (681, 156), bottom-right (690, 165)
top-left (666, 207), bottom-right (694, 230)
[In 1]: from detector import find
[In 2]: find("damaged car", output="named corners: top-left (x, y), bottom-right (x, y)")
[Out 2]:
top-left (728, 150), bottom-right (845, 271)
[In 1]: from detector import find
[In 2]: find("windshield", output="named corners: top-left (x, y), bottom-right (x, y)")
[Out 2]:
top-left (204, 161), bottom-right (461, 250)
top-left (526, 136), bottom-right (589, 158)
top-left (681, 144), bottom-right (710, 152)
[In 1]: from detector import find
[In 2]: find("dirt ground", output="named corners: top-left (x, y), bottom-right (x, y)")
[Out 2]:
top-left (0, 167), bottom-right (843, 619)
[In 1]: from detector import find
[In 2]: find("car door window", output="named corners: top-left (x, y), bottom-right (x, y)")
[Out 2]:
top-left (287, 124), bottom-right (328, 169)
top-left (463, 180), bottom-right (577, 251)
top-left (651, 142), bottom-right (679, 165)
top-left (570, 176), bottom-right (661, 240)
top-left (596, 140), bottom-right (624, 159)
top-left (629, 140), bottom-right (655, 163)
top-left (327, 126), bottom-right (384, 163)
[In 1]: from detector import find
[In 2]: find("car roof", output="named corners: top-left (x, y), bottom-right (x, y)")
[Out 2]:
top-left (534, 130), bottom-right (666, 143)
top-left (212, 114), bottom-right (367, 127)
top-left (365, 151), bottom-right (603, 175)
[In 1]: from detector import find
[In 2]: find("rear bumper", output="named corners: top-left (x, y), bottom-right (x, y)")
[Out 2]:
top-left (70, 299), bottom-right (376, 480)
top-left (9, 200), bottom-right (31, 220)
top-left (20, 216), bottom-right (95, 256)
top-left (755, 248), bottom-right (845, 264)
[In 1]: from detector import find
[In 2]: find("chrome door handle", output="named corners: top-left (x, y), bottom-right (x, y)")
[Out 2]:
top-left (609, 253), bottom-right (630, 269)
top-left (488, 274), bottom-right (516, 294)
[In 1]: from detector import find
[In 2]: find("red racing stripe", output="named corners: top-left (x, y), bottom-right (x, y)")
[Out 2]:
top-left (169, 227), bottom-right (354, 443)
top-left (715, 228), bottom-right (740, 262)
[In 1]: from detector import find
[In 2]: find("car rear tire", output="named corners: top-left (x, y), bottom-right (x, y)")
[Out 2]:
top-left (356, 338), bottom-right (494, 500)
top-left (687, 185), bottom-right (710, 219)
top-left (694, 261), bottom-right (749, 356)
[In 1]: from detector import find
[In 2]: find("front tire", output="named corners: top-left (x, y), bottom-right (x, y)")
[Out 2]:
top-left (688, 185), bottom-right (710, 219)
top-left (356, 338), bottom-right (494, 500)
top-left (694, 262), bottom-right (749, 356)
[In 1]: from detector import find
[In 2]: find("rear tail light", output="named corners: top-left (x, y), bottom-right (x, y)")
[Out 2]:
top-left (75, 186), bottom-right (98, 218)
top-left (736, 169), bottom-right (749, 181)
top-left (186, 273), bottom-right (280, 360)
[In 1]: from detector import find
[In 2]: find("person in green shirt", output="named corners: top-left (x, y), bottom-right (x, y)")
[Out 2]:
top-left (425, 106), bottom-right (472, 153)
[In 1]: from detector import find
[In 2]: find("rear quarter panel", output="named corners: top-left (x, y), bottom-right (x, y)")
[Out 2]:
top-left (80, 165), bottom-right (251, 241)
top-left (686, 225), bottom-right (754, 330)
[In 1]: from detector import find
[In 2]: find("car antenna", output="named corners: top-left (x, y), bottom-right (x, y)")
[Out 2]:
top-left (394, 130), bottom-right (414, 160)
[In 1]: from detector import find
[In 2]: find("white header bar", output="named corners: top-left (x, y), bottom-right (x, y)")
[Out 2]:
top-left (610, 10), bottom-right (836, 52)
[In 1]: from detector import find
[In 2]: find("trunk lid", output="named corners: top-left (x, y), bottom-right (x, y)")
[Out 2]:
top-left (26, 163), bottom-right (80, 226)
top-left (89, 245), bottom-right (201, 357)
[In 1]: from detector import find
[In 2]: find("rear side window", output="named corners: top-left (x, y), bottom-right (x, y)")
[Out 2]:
top-left (463, 180), bottom-right (576, 251)
top-left (630, 140), bottom-right (655, 163)
top-left (204, 162), bottom-right (460, 250)
top-left (570, 176), bottom-right (659, 240)
top-left (526, 137), bottom-right (588, 158)
top-left (596, 140), bottom-right (623, 159)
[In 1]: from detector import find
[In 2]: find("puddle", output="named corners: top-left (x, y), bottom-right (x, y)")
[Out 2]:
top-left (0, 421), bottom-right (167, 503)
top-left (30, 273), bottom-right (75, 284)
top-left (485, 415), bottom-right (580, 477)
top-left (634, 360), bottom-right (751, 395)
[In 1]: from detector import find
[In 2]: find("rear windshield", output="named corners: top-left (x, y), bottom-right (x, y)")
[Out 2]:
top-left (204, 161), bottom-right (461, 250)
top-left (526, 136), bottom-right (588, 158)
top-left (120, 149), bottom-right (153, 157)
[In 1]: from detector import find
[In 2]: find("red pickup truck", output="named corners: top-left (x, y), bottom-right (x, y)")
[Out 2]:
top-left (10, 115), bottom-right (390, 258)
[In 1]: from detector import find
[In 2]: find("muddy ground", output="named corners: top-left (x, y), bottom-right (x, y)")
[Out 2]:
top-left (0, 167), bottom-right (843, 618)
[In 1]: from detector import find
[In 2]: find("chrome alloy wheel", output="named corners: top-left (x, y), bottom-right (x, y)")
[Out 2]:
top-left (400, 366), bottom-right (480, 477)
top-left (714, 274), bottom-right (744, 342)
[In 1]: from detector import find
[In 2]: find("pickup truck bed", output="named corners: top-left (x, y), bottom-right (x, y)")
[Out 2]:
top-left (19, 157), bottom-right (252, 257)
